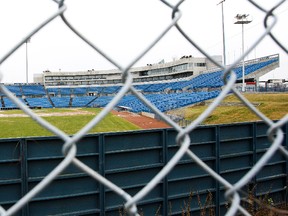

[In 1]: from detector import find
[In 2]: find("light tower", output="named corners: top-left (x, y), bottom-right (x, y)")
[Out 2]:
top-left (25, 38), bottom-right (31, 84)
top-left (234, 14), bottom-right (252, 92)
top-left (217, 0), bottom-right (226, 66)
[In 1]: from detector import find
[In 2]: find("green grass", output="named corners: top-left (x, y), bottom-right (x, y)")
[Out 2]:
top-left (171, 93), bottom-right (288, 125)
top-left (0, 108), bottom-right (140, 138)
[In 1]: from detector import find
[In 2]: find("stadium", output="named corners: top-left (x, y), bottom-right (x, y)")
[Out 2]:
top-left (0, 1), bottom-right (288, 215)
top-left (1, 54), bottom-right (281, 113)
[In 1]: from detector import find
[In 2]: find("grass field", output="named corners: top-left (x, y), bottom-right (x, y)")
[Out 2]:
top-left (169, 93), bottom-right (288, 125)
top-left (0, 93), bottom-right (286, 138)
top-left (0, 108), bottom-right (140, 138)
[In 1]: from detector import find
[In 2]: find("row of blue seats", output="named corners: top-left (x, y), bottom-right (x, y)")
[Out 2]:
top-left (0, 85), bottom-right (47, 97)
top-left (0, 97), bottom-right (52, 108)
top-left (0, 85), bottom-right (122, 97)
top-left (0, 91), bottom-right (220, 113)
top-left (26, 97), bottom-right (53, 108)
top-left (116, 91), bottom-right (220, 112)
top-left (47, 86), bottom-right (121, 95)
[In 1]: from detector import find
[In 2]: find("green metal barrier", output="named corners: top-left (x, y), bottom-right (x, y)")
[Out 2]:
top-left (0, 122), bottom-right (287, 215)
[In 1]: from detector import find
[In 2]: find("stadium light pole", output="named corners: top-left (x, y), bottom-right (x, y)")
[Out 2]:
top-left (217, 0), bottom-right (226, 66)
top-left (234, 14), bottom-right (252, 92)
top-left (25, 38), bottom-right (31, 84)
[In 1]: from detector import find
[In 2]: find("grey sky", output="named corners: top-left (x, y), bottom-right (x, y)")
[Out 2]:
top-left (0, 0), bottom-right (287, 83)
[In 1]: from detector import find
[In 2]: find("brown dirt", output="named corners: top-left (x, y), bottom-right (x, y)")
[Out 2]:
top-left (111, 110), bottom-right (171, 129)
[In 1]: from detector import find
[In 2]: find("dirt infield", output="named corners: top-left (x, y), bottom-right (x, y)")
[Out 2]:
top-left (111, 110), bottom-right (171, 129)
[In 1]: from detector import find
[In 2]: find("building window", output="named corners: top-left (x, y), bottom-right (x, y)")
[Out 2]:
top-left (194, 62), bottom-right (206, 67)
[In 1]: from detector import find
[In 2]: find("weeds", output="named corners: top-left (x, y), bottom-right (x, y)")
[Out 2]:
top-left (118, 186), bottom-right (288, 215)
top-left (180, 191), bottom-right (215, 216)
top-left (242, 185), bottom-right (288, 216)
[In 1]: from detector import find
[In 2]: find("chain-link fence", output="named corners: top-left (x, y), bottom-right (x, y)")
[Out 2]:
top-left (0, 0), bottom-right (288, 215)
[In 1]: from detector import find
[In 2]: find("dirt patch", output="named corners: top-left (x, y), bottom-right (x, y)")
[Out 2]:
top-left (111, 110), bottom-right (171, 129)
top-left (0, 109), bottom-right (94, 118)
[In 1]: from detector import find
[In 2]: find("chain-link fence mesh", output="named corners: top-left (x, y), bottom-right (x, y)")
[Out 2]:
top-left (0, 0), bottom-right (288, 215)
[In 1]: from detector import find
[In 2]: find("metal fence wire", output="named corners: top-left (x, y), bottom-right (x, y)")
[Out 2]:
top-left (0, 0), bottom-right (288, 215)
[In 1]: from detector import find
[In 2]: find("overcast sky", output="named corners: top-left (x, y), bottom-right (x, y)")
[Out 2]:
top-left (0, 0), bottom-right (287, 83)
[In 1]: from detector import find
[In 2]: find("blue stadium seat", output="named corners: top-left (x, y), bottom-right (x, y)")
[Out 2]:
top-left (72, 96), bottom-right (95, 107)
top-left (26, 97), bottom-right (53, 108)
top-left (51, 96), bottom-right (71, 108)
top-left (3, 97), bottom-right (25, 108)
top-left (22, 85), bottom-right (46, 96)
top-left (6, 85), bottom-right (22, 96)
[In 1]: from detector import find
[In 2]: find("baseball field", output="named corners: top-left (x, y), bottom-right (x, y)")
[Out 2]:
top-left (0, 93), bottom-right (286, 138)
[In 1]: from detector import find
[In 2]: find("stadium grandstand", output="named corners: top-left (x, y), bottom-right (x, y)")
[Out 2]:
top-left (0, 54), bottom-right (281, 112)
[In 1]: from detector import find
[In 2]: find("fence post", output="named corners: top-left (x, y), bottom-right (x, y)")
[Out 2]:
top-left (252, 123), bottom-right (257, 208)
top-left (215, 126), bottom-right (220, 216)
top-left (285, 123), bottom-right (288, 203)
top-left (99, 135), bottom-right (105, 216)
top-left (20, 138), bottom-right (29, 216)
top-left (163, 129), bottom-right (168, 216)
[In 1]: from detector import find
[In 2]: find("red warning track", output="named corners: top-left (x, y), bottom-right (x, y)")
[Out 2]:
top-left (111, 111), bottom-right (171, 129)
